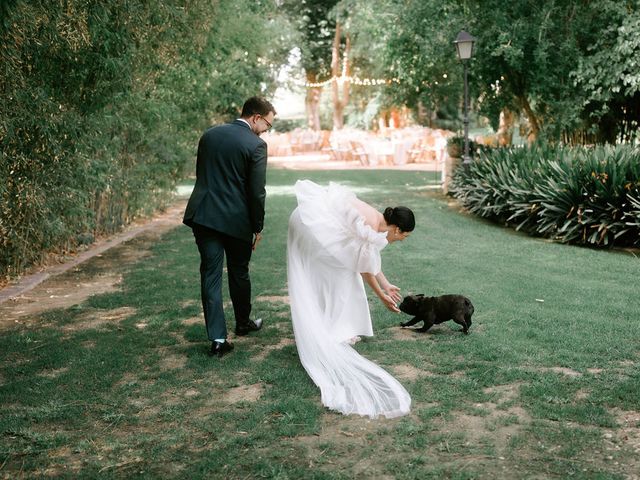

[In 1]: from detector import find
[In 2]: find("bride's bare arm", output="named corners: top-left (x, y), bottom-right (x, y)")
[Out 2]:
top-left (375, 272), bottom-right (402, 303)
top-left (361, 272), bottom-right (400, 313)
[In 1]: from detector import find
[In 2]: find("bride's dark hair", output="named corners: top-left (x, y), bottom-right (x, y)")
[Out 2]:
top-left (383, 206), bottom-right (415, 232)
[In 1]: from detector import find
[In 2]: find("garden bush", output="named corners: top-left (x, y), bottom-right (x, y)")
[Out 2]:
top-left (449, 144), bottom-right (640, 247)
top-left (0, 1), bottom-right (289, 281)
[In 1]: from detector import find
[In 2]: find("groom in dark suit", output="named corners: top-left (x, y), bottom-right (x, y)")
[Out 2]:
top-left (183, 96), bottom-right (276, 358)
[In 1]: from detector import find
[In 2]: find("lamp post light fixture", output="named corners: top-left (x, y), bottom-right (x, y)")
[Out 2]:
top-left (454, 30), bottom-right (476, 165)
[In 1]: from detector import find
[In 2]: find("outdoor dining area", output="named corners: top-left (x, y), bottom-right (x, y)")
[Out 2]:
top-left (263, 126), bottom-right (454, 168)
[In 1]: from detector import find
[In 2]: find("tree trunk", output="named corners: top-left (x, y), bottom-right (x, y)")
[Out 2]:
top-left (497, 108), bottom-right (515, 146)
top-left (331, 22), bottom-right (350, 130)
top-left (305, 71), bottom-right (321, 131)
top-left (519, 96), bottom-right (541, 144)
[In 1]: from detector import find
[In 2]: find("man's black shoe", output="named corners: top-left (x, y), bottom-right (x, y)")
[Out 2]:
top-left (208, 341), bottom-right (234, 358)
top-left (235, 318), bottom-right (263, 336)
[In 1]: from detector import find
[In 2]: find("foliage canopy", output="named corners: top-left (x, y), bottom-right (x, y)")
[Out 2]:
top-left (343, 0), bottom-right (640, 142)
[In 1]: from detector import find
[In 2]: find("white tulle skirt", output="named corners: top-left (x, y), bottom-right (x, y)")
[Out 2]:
top-left (286, 181), bottom-right (411, 419)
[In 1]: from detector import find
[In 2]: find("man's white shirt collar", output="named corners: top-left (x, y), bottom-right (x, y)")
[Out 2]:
top-left (237, 118), bottom-right (251, 127)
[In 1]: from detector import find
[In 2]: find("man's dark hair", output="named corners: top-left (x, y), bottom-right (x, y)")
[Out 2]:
top-left (241, 96), bottom-right (276, 118)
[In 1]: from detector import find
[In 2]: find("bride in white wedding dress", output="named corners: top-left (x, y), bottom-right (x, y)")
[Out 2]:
top-left (287, 180), bottom-right (414, 418)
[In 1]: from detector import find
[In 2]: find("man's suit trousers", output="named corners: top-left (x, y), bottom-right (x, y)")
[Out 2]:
top-left (193, 225), bottom-right (253, 341)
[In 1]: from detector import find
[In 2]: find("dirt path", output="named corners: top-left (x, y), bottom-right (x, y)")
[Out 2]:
top-left (0, 200), bottom-right (187, 329)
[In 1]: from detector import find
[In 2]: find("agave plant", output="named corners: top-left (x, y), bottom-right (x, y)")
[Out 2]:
top-left (450, 144), bottom-right (640, 247)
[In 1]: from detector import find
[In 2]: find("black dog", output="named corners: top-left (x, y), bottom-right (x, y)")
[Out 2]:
top-left (398, 294), bottom-right (474, 334)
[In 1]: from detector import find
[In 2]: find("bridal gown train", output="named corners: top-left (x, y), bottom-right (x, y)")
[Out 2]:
top-left (287, 180), bottom-right (411, 418)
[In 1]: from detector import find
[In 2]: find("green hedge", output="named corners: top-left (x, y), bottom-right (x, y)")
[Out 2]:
top-left (449, 145), bottom-right (640, 247)
top-left (0, 1), bottom-right (288, 280)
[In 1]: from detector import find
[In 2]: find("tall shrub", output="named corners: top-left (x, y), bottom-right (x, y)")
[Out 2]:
top-left (0, 1), bottom-right (289, 280)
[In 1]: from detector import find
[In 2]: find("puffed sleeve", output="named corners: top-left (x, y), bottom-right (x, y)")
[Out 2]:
top-left (295, 180), bottom-right (388, 274)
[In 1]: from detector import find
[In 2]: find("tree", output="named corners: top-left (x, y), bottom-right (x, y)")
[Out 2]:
top-left (346, 0), bottom-right (639, 143)
top-left (282, 0), bottom-right (340, 130)
top-left (572, 2), bottom-right (640, 143)
top-left (465, 1), bottom-right (583, 141)
top-left (346, 0), bottom-right (464, 128)
top-left (0, 0), bottom-right (289, 279)
top-left (466, 0), bottom-right (640, 143)
top-left (330, 19), bottom-right (351, 129)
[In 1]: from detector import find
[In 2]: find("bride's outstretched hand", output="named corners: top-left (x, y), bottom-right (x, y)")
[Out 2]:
top-left (381, 293), bottom-right (401, 313)
top-left (384, 284), bottom-right (402, 304)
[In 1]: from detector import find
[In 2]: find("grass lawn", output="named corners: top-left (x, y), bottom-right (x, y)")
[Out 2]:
top-left (1, 168), bottom-right (639, 479)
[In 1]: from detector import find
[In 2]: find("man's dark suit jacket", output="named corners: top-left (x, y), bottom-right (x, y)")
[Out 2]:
top-left (183, 120), bottom-right (267, 242)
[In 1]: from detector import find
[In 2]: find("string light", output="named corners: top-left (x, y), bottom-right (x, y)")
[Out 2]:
top-left (296, 75), bottom-right (400, 88)
top-left (293, 52), bottom-right (401, 88)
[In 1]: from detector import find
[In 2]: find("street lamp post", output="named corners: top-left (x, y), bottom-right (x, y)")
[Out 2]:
top-left (454, 31), bottom-right (476, 166)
